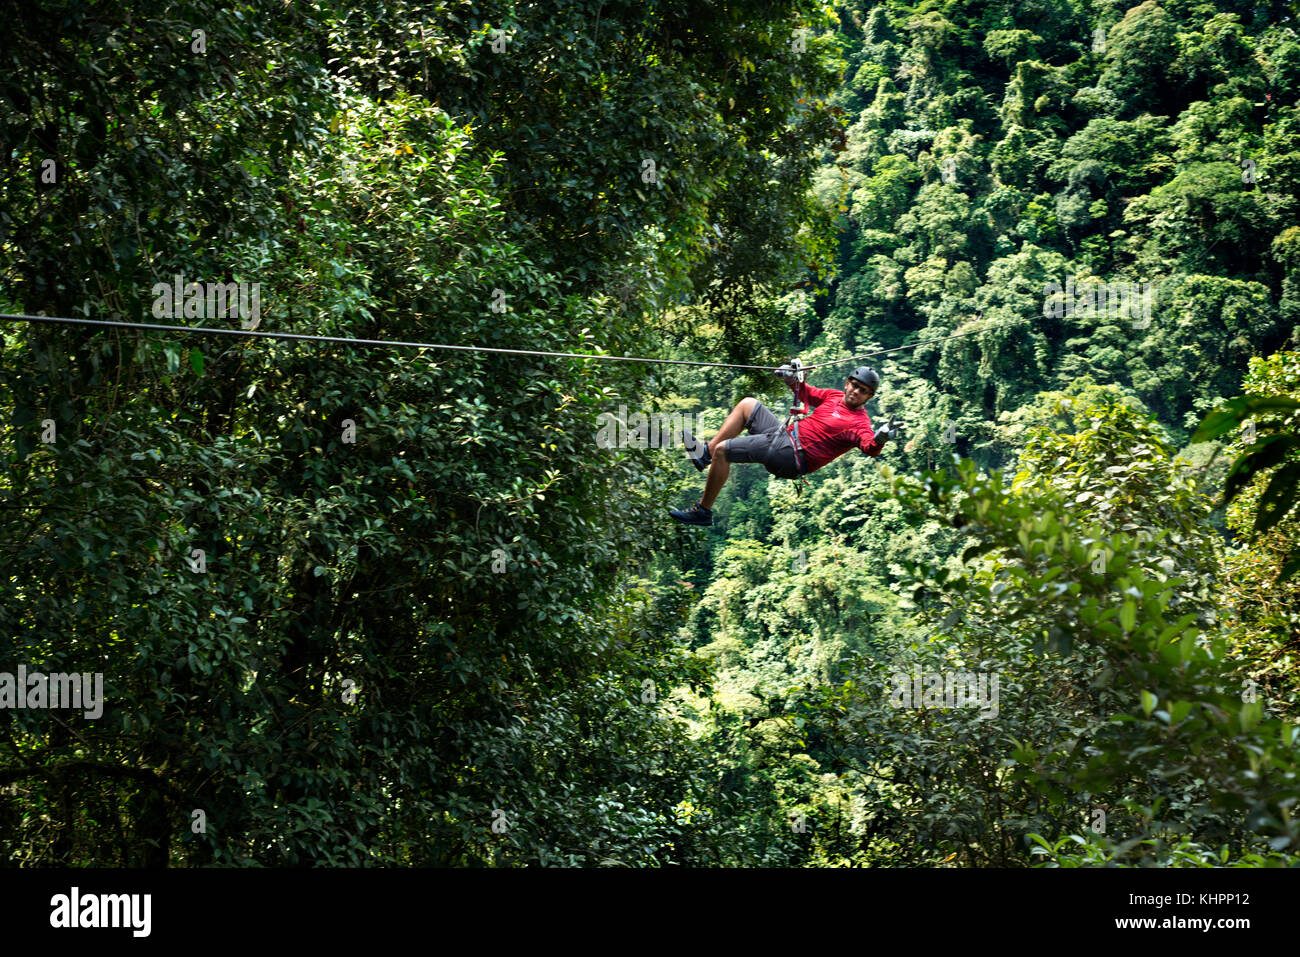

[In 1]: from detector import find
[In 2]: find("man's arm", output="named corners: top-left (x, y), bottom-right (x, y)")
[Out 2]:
top-left (858, 420), bottom-right (880, 456)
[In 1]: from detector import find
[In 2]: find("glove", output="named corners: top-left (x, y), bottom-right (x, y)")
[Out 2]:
top-left (774, 358), bottom-right (804, 389)
top-left (873, 417), bottom-right (906, 446)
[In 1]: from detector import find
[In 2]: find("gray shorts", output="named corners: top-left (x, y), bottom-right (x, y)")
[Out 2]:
top-left (723, 399), bottom-right (802, 479)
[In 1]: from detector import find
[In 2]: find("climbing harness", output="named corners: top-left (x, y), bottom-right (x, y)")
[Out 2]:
top-left (787, 414), bottom-right (811, 496)
top-left (777, 358), bottom-right (812, 495)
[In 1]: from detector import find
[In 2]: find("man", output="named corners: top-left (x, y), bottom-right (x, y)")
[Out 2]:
top-left (670, 363), bottom-right (905, 526)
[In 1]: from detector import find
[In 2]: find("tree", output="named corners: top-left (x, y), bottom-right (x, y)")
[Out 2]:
top-left (0, 0), bottom-right (845, 866)
top-left (1098, 1), bottom-right (1180, 116)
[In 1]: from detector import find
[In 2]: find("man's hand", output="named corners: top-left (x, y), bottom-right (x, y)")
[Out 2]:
top-left (873, 417), bottom-right (906, 447)
top-left (774, 358), bottom-right (804, 389)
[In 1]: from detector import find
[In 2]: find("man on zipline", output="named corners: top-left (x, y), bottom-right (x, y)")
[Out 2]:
top-left (670, 362), bottom-right (905, 526)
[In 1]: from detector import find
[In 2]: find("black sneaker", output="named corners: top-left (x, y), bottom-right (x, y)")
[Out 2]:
top-left (670, 502), bottom-right (714, 526)
top-left (683, 429), bottom-right (711, 471)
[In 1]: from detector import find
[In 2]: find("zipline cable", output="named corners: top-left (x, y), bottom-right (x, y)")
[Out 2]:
top-left (0, 312), bottom-right (1003, 373)
top-left (0, 314), bottom-right (775, 370)
top-left (803, 324), bottom-right (1000, 371)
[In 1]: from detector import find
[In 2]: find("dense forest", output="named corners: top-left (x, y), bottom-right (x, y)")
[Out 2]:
top-left (1, 0), bottom-right (1298, 869)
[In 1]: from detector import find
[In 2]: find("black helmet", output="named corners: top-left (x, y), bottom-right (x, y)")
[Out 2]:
top-left (849, 366), bottom-right (880, 392)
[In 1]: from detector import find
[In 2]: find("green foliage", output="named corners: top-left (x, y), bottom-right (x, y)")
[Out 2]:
top-left (3, 0), bottom-right (1298, 871)
top-left (1027, 831), bottom-right (1299, 868)
top-left (0, 0), bottom-right (845, 866)
top-left (1193, 384), bottom-right (1300, 556)
top-left (823, 0), bottom-right (1296, 445)
top-left (783, 396), bottom-right (1300, 865)
top-left (1099, 1), bottom-right (1180, 114)
top-left (1198, 354), bottom-right (1300, 739)
top-left (653, 0), bottom-right (1300, 869)
top-left (885, 401), bottom-right (1299, 860)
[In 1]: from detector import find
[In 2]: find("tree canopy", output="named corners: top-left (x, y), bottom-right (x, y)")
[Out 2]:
top-left (1, 0), bottom-right (1298, 871)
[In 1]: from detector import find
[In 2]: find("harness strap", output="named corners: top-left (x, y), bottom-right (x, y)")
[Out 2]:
top-left (789, 419), bottom-right (806, 475)
top-left (783, 383), bottom-right (811, 483)
top-left (783, 406), bottom-right (809, 478)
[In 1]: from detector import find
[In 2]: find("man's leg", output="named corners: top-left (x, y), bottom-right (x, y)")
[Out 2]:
top-left (698, 397), bottom-right (756, 509)
top-left (672, 397), bottom-right (763, 524)
top-left (700, 444), bottom-right (729, 509)
top-left (707, 397), bottom-right (757, 457)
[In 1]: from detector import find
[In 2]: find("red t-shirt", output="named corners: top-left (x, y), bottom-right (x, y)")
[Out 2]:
top-left (786, 382), bottom-right (879, 474)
